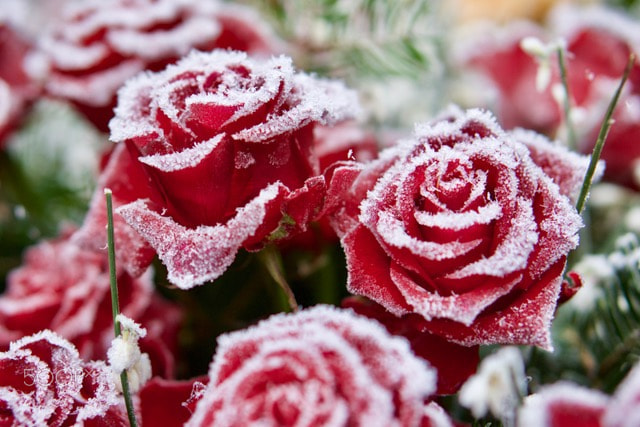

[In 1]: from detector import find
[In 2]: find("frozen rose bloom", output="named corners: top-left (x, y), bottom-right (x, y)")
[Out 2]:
top-left (342, 296), bottom-right (479, 395)
top-left (327, 107), bottom-right (585, 349)
top-left (518, 361), bottom-right (640, 427)
top-left (186, 305), bottom-right (437, 427)
top-left (0, 330), bottom-right (126, 426)
top-left (0, 230), bottom-right (181, 378)
top-left (37, 0), bottom-right (281, 132)
top-left (0, 21), bottom-right (40, 147)
top-left (461, 4), bottom-right (640, 188)
top-left (96, 49), bottom-right (358, 289)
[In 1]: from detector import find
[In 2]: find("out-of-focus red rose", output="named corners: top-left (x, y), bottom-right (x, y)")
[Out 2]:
top-left (185, 305), bottom-right (438, 427)
top-left (518, 361), bottom-right (640, 426)
top-left (463, 4), bottom-right (640, 188)
top-left (342, 296), bottom-right (479, 395)
top-left (82, 49), bottom-right (358, 289)
top-left (38, 0), bottom-right (281, 131)
top-left (0, 230), bottom-right (181, 378)
top-left (327, 107), bottom-right (585, 349)
top-left (0, 330), bottom-right (126, 426)
top-left (0, 21), bottom-right (40, 147)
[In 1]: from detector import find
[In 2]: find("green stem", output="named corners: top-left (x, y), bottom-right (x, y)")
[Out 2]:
top-left (575, 54), bottom-right (635, 214)
top-left (260, 246), bottom-right (299, 312)
top-left (105, 189), bottom-right (138, 427)
top-left (557, 47), bottom-right (577, 150)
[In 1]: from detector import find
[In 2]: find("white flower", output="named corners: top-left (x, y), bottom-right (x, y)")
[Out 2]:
top-left (107, 314), bottom-right (151, 393)
top-left (520, 37), bottom-right (566, 93)
top-left (458, 347), bottom-right (526, 427)
top-left (569, 255), bottom-right (614, 311)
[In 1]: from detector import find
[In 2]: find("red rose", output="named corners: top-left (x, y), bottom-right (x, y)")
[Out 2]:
top-left (0, 230), bottom-right (181, 378)
top-left (38, 0), bottom-right (280, 131)
top-left (0, 22), bottom-right (40, 146)
top-left (518, 361), bottom-right (640, 426)
top-left (186, 305), bottom-right (437, 427)
top-left (463, 4), bottom-right (640, 188)
top-left (328, 107), bottom-right (584, 349)
top-left (93, 49), bottom-right (358, 289)
top-left (0, 330), bottom-right (126, 426)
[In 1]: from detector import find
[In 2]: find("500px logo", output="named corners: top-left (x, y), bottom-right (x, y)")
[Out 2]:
top-left (23, 366), bottom-right (103, 387)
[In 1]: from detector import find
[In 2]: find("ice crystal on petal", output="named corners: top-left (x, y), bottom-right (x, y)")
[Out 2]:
top-left (139, 134), bottom-right (224, 172)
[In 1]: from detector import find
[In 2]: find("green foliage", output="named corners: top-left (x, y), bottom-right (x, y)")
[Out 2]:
top-left (247, 0), bottom-right (450, 125)
top-left (527, 233), bottom-right (640, 394)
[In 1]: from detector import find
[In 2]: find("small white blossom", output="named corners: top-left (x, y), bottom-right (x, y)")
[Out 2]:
top-left (625, 206), bottom-right (640, 234)
top-left (569, 255), bottom-right (615, 311)
top-left (458, 347), bottom-right (526, 427)
top-left (107, 314), bottom-right (151, 393)
top-left (520, 37), bottom-right (567, 93)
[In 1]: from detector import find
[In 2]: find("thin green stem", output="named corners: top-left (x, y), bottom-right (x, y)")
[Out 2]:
top-left (557, 47), bottom-right (577, 150)
top-left (105, 189), bottom-right (121, 337)
top-left (575, 54), bottom-right (635, 214)
top-left (260, 246), bottom-right (299, 312)
top-left (105, 188), bottom-right (138, 427)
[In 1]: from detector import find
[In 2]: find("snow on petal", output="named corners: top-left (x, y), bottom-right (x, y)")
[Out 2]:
top-left (117, 183), bottom-right (286, 289)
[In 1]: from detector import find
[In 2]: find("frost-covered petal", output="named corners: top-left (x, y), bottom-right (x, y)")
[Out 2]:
top-left (518, 382), bottom-right (608, 427)
top-left (117, 183), bottom-right (288, 289)
top-left (0, 330), bottom-right (126, 426)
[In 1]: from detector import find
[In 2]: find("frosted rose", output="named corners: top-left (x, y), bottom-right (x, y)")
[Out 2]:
top-left (0, 230), bottom-right (181, 378)
top-left (518, 361), bottom-right (640, 426)
top-left (463, 4), bottom-right (640, 187)
top-left (328, 107), bottom-right (585, 348)
top-left (0, 330), bottom-right (126, 426)
top-left (0, 22), bottom-right (40, 146)
top-left (39, 0), bottom-right (280, 131)
top-left (93, 49), bottom-right (358, 289)
top-left (186, 305), bottom-right (437, 427)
